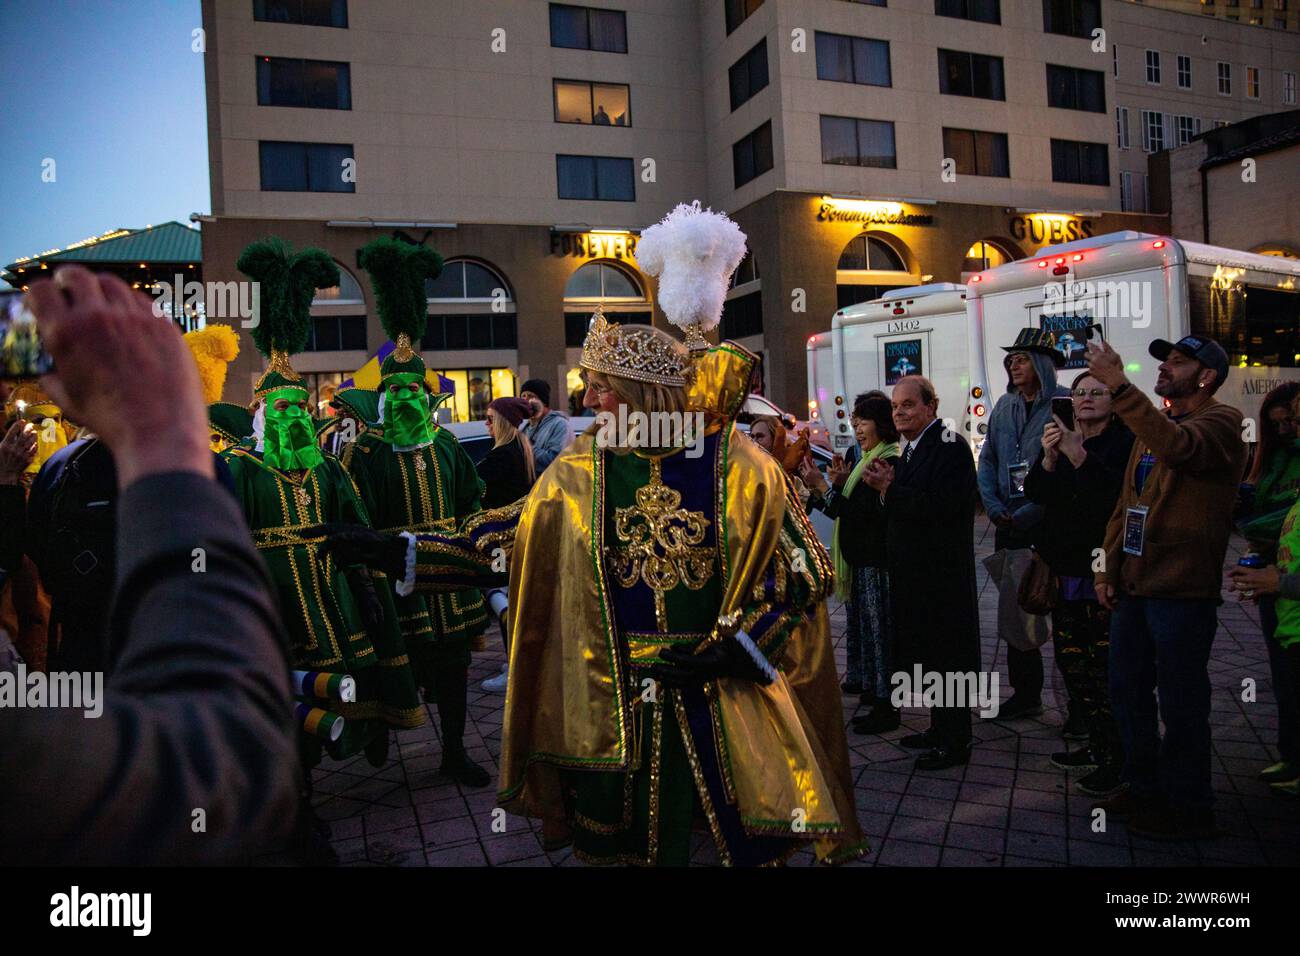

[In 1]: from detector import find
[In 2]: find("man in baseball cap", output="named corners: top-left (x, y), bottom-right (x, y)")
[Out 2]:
top-left (1148, 335), bottom-right (1230, 395)
top-left (1084, 333), bottom-right (1246, 840)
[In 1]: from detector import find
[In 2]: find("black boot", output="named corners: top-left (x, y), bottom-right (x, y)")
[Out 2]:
top-left (434, 662), bottom-right (491, 788)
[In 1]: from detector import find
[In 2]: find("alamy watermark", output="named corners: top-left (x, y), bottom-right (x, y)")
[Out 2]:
top-left (151, 275), bottom-right (260, 326)
top-left (0, 663), bottom-right (103, 717)
top-left (1042, 278), bottom-right (1152, 329)
top-left (890, 664), bottom-right (1001, 718)
top-left (592, 407), bottom-right (707, 459)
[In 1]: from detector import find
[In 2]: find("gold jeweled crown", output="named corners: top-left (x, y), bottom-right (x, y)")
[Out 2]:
top-left (580, 307), bottom-right (691, 387)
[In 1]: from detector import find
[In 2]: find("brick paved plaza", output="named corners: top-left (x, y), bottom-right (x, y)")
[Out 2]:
top-left (310, 519), bottom-right (1300, 867)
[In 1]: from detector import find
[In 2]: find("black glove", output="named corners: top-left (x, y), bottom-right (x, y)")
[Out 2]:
top-left (310, 523), bottom-right (407, 581)
top-left (348, 568), bottom-right (386, 631)
top-left (645, 637), bottom-right (774, 689)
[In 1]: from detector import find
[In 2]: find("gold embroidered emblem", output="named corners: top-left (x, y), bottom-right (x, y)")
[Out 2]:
top-left (610, 458), bottom-right (713, 633)
top-left (414, 457), bottom-right (427, 472)
top-left (295, 487), bottom-right (312, 509)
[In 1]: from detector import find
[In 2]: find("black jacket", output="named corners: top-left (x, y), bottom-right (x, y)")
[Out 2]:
top-left (477, 436), bottom-right (534, 509)
top-left (817, 455), bottom-right (898, 569)
top-left (869, 422), bottom-right (980, 674)
top-left (1024, 420), bottom-right (1135, 578)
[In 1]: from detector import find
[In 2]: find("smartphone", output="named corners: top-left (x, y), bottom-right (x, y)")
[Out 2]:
top-left (1084, 322), bottom-right (1105, 346)
top-left (1051, 396), bottom-right (1075, 430)
top-left (1, 297), bottom-right (53, 378)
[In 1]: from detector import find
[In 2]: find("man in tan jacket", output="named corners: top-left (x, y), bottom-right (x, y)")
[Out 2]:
top-left (1086, 334), bottom-right (1246, 841)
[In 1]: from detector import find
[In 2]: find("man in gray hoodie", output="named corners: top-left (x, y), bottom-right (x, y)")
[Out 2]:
top-left (978, 329), bottom-right (1070, 720)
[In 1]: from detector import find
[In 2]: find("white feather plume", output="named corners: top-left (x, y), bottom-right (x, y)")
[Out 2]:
top-left (635, 201), bottom-right (747, 334)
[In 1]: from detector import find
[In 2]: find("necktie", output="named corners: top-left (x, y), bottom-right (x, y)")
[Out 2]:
top-left (904, 442), bottom-right (914, 464)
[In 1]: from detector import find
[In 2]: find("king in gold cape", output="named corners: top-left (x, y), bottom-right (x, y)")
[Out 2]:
top-left (398, 344), bottom-right (865, 865)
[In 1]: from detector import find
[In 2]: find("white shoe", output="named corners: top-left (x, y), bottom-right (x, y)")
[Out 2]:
top-left (481, 669), bottom-right (509, 694)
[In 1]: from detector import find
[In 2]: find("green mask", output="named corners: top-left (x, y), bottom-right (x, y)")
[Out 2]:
top-left (381, 373), bottom-right (433, 447)
top-left (262, 388), bottom-right (323, 471)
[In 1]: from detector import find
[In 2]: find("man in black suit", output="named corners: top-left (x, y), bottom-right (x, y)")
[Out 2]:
top-left (864, 375), bottom-right (981, 771)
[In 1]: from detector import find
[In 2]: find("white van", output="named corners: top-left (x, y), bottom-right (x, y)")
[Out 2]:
top-left (966, 231), bottom-right (1300, 428)
top-left (828, 283), bottom-right (975, 452)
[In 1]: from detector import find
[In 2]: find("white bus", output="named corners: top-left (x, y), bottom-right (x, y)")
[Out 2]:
top-left (966, 231), bottom-right (1300, 432)
top-left (828, 283), bottom-right (976, 452)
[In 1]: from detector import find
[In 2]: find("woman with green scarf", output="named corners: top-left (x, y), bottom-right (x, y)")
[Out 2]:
top-left (799, 394), bottom-right (900, 733)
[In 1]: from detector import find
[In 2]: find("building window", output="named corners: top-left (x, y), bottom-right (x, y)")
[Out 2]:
top-left (1177, 54), bottom-right (1192, 88)
top-left (720, 291), bottom-right (763, 339)
top-left (259, 141), bottom-right (355, 192)
top-left (935, 0), bottom-right (1001, 24)
top-left (725, 0), bottom-right (764, 33)
top-left (563, 261), bottom-right (648, 345)
top-left (1175, 114), bottom-right (1201, 145)
top-left (816, 32), bottom-right (892, 87)
top-left (313, 268), bottom-right (364, 304)
top-left (1119, 170), bottom-right (1148, 212)
top-left (425, 260), bottom-right (508, 301)
top-left (836, 234), bottom-right (913, 308)
top-left (1050, 138), bottom-right (1109, 185)
top-left (1145, 49), bottom-right (1161, 84)
top-left (1042, 0), bottom-right (1102, 37)
top-left (729, 39), bottom-right (769, 111)
top-left (733, 122), bottom-right (774, 188)
top-left (254, 0), bottom-right (347, 28)
top-left (1115, 106), bottom-right (1131, 148)
top-left (256, 57), bottom-right (351, 109)
top-left (1047, 64), bottom-right (1106, 111)
top-left (937, 49), bottom-right (1006, 100)
top-left (556, 155), bottom-right (635, 201)
top-left (942, 128), bottom-right (1010, 177)
top-left (1246, 66), bottom-right (1260, 98)
top-left (553, 80), bottom-right (631, 125)
top-left (305, 315), bottom-right (366, 351)
top-left (1141, 110), bottom-right (1166, 152)
top-left (964, 241), bottom-right (1014, 272)
top-left (420, 314), bottom-right (517, 351)
top-left (549, 4), bottom-right (627, 53)
top-left (1218, 61), bottom-right (1232, 94)
top-left (1275, 16), bottom-right (1288, 25)
top-left (1284, 71), bottom-right (1297, 105)
top-left (820, 115), bottom-right (897, 168)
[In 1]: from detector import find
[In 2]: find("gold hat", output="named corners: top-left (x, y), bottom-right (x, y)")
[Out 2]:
top-left (579, 307), bottom-right (691, 387)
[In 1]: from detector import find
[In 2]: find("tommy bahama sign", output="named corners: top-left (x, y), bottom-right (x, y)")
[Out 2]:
top-left (815, 202), bottom-right (935, 226)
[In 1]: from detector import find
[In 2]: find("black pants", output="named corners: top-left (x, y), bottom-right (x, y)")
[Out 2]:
top-left (1053, 598), bottom-right (1121, 765)
top-left (929, 701), bottom-right (973, 750)
top-left (994, 525), bottom-right (1044, 702)
top-left (1260, 597), bottom-right (1300, 765)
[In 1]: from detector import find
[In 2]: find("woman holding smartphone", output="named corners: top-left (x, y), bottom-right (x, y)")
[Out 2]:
top-left (1024, 371), bottom-right (1134, 796)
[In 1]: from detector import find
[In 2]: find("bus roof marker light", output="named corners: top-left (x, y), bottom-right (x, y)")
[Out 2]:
top-left (1037, 260), bottom-right (1049, 268)
top-left (970, 274), bottom-right (982, 283)
top-left (1072, 254), bottom-right (1083, 261)
top-left (1152, 240), bottom-right (1166, 249)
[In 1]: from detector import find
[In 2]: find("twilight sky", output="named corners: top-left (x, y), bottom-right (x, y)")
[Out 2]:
top-left (0, 0), bottom-right (209, 272)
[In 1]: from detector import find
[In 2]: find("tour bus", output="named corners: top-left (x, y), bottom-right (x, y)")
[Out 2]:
top-left (966, 231), bottom-right (1300, 436)
top-left (828, 283), bottom-right (976, 453)
top-left (806, 330), bottom-right (834, 428)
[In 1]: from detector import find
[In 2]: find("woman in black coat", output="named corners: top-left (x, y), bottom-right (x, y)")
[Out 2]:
top-left (799, 394), bottom-right (902, 734)
top-left (478, 397), bottom-right (536, 509)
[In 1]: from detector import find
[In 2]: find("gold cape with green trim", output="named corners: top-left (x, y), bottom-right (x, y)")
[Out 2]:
top-left (498, 343), bottom-right (864, 863)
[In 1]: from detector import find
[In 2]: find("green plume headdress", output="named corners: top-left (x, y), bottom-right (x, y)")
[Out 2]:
top-left (236, 237), bottom-right (340, 404)
top-left (358, 236), bottom-right (443, 384)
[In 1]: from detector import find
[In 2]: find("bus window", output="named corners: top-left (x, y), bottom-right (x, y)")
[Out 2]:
top-left (1189, 274), bottom-right (1300, 368)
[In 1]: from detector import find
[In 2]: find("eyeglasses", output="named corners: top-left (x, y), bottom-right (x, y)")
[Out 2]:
top-left (586, 380), bottom-right (616, 398)
top-left (1071, 388), bottom-right (1109, 397)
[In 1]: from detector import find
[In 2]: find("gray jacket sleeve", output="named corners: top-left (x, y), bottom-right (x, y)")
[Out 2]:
top-left (0, 471), bottom-right (300, 864)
